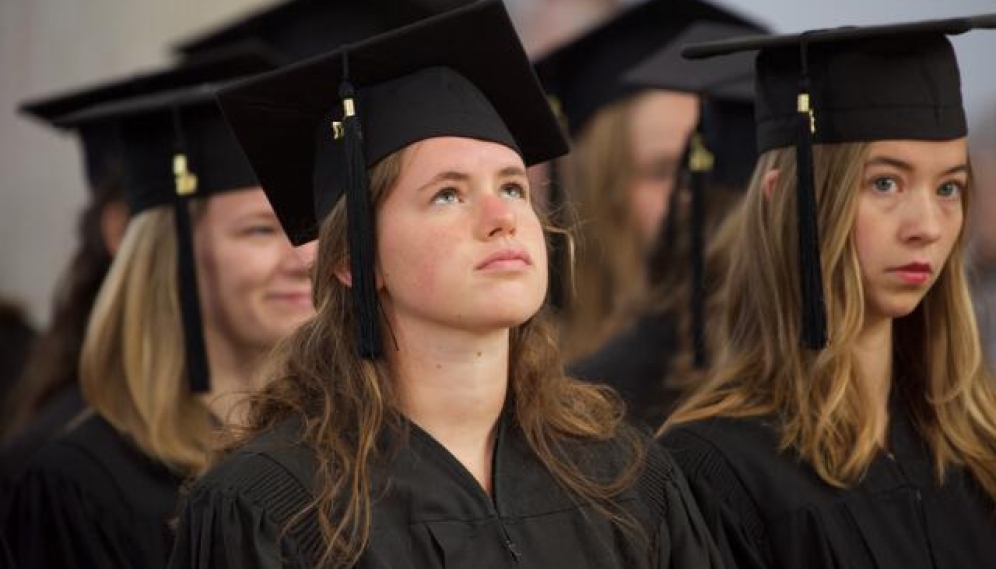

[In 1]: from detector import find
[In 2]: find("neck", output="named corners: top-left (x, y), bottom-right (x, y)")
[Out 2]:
top-left (198, 331), bottom-right (268, 426)
top-left (854, 315), bottom-right (894, 445)
top-left (387, 319), bottom-right (509, 494)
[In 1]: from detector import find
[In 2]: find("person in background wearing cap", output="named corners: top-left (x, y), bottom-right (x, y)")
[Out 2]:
top-left (2, 53), bottom-right (314, 569)
top-left (660, 14), bottom-right (996, 569)
top-left (0, 50), bottom-right (277, 504)
top-left (168, 3), bottom-right (722, 568)
top-left (570, 22), bottom-right (760, 427)
top-left (534, 0), bottom-right (763, 362)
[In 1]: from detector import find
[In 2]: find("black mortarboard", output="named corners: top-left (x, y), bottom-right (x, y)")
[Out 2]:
top-left (683, 14), bottom-right (996, 349)
top-left (216, 0), bottom-right (569, 359)
top-left (625, 22), bottom-right (760, 367)
top-left (19, 48), bottom-right (276, 192)
top-left (174, 0), bottom-right (468, 64)
top-left (47, 52), bottom-right (278, 393)
top-left (532, 0), bottom-right (761, 136)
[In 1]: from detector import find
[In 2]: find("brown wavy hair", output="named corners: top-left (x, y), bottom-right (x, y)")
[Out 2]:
top-left (665, 142), bottom-right (996, 500)
top-left (219, 148), bottom-right (645, 568)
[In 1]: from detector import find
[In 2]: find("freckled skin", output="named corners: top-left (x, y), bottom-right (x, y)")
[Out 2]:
top-left (374, 137), bottom-right (548, 337)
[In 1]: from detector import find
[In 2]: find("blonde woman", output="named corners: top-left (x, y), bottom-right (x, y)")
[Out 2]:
top-left (661, 17), bottom-right (996, 569)
top-left (2, 60), bottom-right (313, 568)
top-left (168, 3), bottom-right (722, 569)
top-left (534, 0), bottom-right (762, 360)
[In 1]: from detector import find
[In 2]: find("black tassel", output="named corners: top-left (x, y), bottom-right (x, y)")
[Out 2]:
top-left (795, 89), bottom-right (827, 349)
top-left (172, 153), bottom-right (211, 392)
top-left (688, 132), bottom-right (712, 368)
top-left (546, 157), bottom-right (568, 312)
top-left (339, 60), bottom-right (382, 359)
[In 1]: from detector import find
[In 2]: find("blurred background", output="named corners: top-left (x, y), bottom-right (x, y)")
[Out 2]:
top-left (3, 0), bottom-right (996, 327)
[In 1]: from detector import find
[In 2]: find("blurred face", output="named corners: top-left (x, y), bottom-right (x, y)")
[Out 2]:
top-left (853, 139), bottom-right (968, 323)
top-left (627, 90), bottom-right (700, 246)
top-left (195, 188), bottom-right (314, 355)
top-left (375, 137), bottom-right (547, 335)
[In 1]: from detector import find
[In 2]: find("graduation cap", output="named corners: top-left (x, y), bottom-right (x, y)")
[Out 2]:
top-left (682, 13), bottom-right (996, 350)
top-left (49, 51), bottom-right (278, 393)
top-left (532, 0), bottom-right (762, 137)
top-left (19, 47), bottom-right (277, 193)
top-left (173, 0), bottom-right (468, 64)
top-left (216, 0), bottom-right (569, 359)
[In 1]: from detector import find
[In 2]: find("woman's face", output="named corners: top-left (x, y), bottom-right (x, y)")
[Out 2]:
top-left (195, 188), bottom-right (314, 355)
top-left (627, 89), bottom-right (700, 247)
top-left (853, 138), bottom-right (968, 322)
top-left (374, 137), bottom-right (547, 336)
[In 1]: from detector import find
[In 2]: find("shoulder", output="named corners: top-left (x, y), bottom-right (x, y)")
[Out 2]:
top-left (183, 418), bottom-right (323, 554)
top-left (21, 413), bottom-right (178, 505)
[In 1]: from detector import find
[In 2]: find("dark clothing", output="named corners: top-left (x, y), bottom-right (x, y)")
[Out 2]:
top-left (3, 413), bottom-right (183, 569)
top-left (169, 416), bottom-right (723, 568)
top-left (0, 384), bottom-right (85, 509)
top-left (661, 410), bottom-right (996, 569)
top-left (570, 312), bottom-right (680, 428)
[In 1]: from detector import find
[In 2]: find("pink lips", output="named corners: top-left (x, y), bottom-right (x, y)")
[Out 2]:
top-left (889, 262), bottom-right (932, 285)
top-left (476, 248), bottom-right (533, 271)
top-left (269, 291), bottom-right (313, 307)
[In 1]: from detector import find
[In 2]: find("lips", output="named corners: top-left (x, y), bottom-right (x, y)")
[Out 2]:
top-left (476, 248), bottom-right (533, 271)
top-left (269, 291), bottom-right (313, 306)
top-left (888, 262), bottom-right (932, 285)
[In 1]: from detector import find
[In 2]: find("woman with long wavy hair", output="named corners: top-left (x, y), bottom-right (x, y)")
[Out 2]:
top-left (661, 17), bottom-right (996, 569)
top-left (2, 55), bottom-right (313, 569)
top-left (168, 3), bottom-right (722, 569)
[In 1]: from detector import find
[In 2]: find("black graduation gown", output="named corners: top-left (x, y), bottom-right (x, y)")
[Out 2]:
top-left (660, 410), bottom-right (996, 569)
top-left (169, 416), bottom-right (723, 568)
top-left (569, 312), bottom-right (680, 428)
top-left (2, 412), bottom-right (183, 569)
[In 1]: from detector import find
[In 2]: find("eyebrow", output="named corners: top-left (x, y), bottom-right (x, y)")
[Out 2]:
top-left (415, 166), bottom-right (527, 192)
top-left (864, 156), bottom-right (969, 177)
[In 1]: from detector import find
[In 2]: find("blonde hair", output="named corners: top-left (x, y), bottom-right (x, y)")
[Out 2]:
top-left (559, 96), bottom-right (648, 360)
top-left (81, 206), bottom-right (214, 473)
top-left (219, 148), bottom-right (645, 569)
top-left (666, 142), bottom-right (996, 499)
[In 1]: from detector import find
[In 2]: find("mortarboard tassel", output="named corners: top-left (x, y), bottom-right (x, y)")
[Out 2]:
top-left (688, 130), bottom-right (713, 368)
top-left (545, 95), bottom-right (570, 313)
top-left (171, 107), bottom-right (211, 392)
top-left (339, 53), bottom-right (383, 359)
top-left (795, 38), bottom-right (828, 350)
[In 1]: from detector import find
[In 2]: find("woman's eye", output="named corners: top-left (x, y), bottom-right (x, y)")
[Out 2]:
top-left (431, 187), bottom-right (461, 205)
top-left (937, 181), bottom-right (964, 198)
top-left (871, 177), bottom-right (899, 193)
top-left (244, 225), bottom-right (278, 236)
top-left (501, 183), bottom-right (527, 200)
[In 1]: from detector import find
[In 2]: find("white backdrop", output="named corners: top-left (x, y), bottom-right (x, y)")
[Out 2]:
top-left (2, 0), bottom-right (995, 326)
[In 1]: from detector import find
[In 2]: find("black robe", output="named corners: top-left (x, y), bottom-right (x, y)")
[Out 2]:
top-left (569, 312), bottom-right (680, 428)
top-left (3, 412), bottom-right (183, 569)
top-left (660, 408), bottom-right (996, 569)
top-left (169, 416), bottom-right (723, 568)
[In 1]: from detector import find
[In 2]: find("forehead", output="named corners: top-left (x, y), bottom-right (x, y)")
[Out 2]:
top-left (865, 138), bottom-right (969, 169)
top-left (399, 136), bottom-right (526, 178)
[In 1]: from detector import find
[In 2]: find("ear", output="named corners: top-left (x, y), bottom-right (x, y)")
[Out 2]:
top-left (762, 169), bottom-right (781, 200)
top-left (100, 199), bottom-right (130, 255)
top-left (334, 262), bottom-right (385, 290)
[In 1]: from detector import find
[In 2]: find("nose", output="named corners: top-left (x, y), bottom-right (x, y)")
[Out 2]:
top-left (899, 188), bottom-right (942, 246)
top-left (279, 238), bottom-right (313, 278)
top-left (478, 192), bottom-right (517, 239)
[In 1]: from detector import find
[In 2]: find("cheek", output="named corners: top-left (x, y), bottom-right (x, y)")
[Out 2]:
top-left (628, 180), bottom-right (671, 238)
top-left (378, 220), bottom-right (451, 293)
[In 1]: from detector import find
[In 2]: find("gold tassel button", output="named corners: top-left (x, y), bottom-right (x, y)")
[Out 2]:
top-left (173, 154), bottom-right (198, 196)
